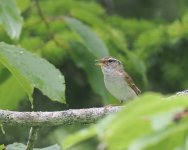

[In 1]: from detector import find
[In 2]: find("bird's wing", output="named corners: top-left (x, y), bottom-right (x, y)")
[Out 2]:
top-left (124, 72), bottom-right (141, 95)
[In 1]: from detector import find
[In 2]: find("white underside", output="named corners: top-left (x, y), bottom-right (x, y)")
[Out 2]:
top-left (104, 75), bottom-right (136, 102)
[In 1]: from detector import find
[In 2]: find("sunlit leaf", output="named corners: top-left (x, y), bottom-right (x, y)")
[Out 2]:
top-left (128, 119), bottom-right (188, 150)
top-left (63, 93), bottom-right (188, 150)
top-left (149, 108), bottom-right (183, 131)
top-left (104, 94), bottom-right (188, 150)
top-left (167, 21), bottom-right (183, 44)
top-left (0, 0), bottom-right (23, 40)
top-left (63, 127), bottom-right (97, 149)
top-left (0, 42), bottom-right (65, 105)
top-left (15, 0), bottom-right (30, 12)
top-left (0, 75), bottom-right (26, 109)
top-left (63, 112), bottom-right (117, 149)
top-left (0, 144), bottom-right (5, 150)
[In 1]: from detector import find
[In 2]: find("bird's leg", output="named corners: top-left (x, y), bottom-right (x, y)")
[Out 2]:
top-left (103, 104), bottom-right (113, 113)
top-left (104, 104), bottom-right (112, 108)
top-left (120, 100), bottom-right (124, 105)
top-left (104, 100), bottom-right (123, 109)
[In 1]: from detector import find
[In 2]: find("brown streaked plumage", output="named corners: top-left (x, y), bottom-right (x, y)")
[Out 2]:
top-left (124, 71), bottom-right (141, 95)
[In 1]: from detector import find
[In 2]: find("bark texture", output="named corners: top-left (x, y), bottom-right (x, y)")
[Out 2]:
top-left (0, 106), bottom-right (121, 126)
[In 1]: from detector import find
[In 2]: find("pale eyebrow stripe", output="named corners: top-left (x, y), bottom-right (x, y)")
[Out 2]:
top-left (107, 58), bottom-right (117, 61)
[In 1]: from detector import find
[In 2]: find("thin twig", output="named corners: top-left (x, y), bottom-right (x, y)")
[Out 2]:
top-left (34, 0), bottom-right (50, 29)
top-left (26, 126), bottom-right (40, 150)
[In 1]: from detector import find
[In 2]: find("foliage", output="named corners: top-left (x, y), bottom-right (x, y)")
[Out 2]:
top-left (62, 93), bottom-right (188, 150)
top-left (135, 14), bottom-right (188, 92)
top-left (0, 0), bottom-right (23, 40)
top-left (0, 42), bottom-right (65, 106)
top-left (65, 17), bottom-right (109, 58)
top-left (0, 144), bottom-right (5, 150)
top-left (0, 0), bottom-right (188, 149)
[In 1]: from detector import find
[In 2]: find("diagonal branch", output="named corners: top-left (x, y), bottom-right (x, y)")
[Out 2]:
top-left (0, 106), bottom-right (121, 127)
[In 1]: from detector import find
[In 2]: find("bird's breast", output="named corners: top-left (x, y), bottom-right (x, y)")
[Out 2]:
top-left (104, 74), bottom-right (136, 102)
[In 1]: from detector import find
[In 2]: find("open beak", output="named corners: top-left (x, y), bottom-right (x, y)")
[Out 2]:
top-left (95, 59), bottom-right (104, 66)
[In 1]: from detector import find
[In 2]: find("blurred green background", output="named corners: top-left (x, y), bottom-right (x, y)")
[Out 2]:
top-left (0, 0), bottom-right (188, 149)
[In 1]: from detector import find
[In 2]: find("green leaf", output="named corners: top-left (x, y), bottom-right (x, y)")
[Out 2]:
top-left (6, 143), bottom-right (25, 150)
top-left (0, 0), bottom-right (23, 40)
top-left (63, 93), bottom-right (188, 150)
top-left (0, 144), bottom-right (5, 150)
top-left (102, 94), bottom-right (161, 149)
top-left (167, 21), bottom-right (183, 44)
top-left (0, 75), bottom-right (26, 109)
top-left (0, 42), bottom-right (65, 105)
top-left (70, 8), bottom-right (107, 31)
top-left (15, 0), bottom-right (30, 12)
top-left (41, 40), bottom-right (66, 65)
top-left (35, 144), bottom-right (61, 150)
top-left (104, 94), bottom-right (188, 150)
top-left (149, 108), bottom-right (183, 131)
top-left (6, 143), bottom-right (61, 150)
top-left (128, 119), bottom-right (188, 150)
top-left (65, 17), bottom-right (109, 58)
top-left (135, 27), bottom-right (167, 60)
top-left (62, 110), bottom-right (117, 149)
top-left (63, 127), bottom-right (97, 149)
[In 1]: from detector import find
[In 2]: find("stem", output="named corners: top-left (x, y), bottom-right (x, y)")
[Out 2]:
top-left (34, 0), bottom-right (50, 28)
top-left (26, 126), bottom-right (39, 150)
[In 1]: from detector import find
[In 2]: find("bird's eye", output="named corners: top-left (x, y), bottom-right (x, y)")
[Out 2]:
top-left (108, 59), bottom-right (115, 63)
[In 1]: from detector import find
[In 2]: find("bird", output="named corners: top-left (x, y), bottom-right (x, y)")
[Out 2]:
top-left (96, 56), bottom-right (141, 103)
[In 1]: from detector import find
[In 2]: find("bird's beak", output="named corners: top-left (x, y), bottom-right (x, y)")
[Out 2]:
top-left (95, 59), bottom-right (104, 66)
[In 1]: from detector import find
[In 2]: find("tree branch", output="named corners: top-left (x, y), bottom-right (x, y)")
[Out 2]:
top-left (0, 106), bottom-right (121, 127)
top-left (1, 90), bottom-right (187, 127)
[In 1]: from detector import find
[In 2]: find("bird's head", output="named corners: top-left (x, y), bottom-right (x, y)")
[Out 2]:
top-left (95, 56), bottom-right (123, 74)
